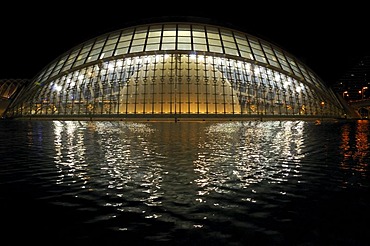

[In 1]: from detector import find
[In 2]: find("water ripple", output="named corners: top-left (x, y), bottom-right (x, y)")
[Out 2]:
top-left (1, 120), bottom-right (369, 245)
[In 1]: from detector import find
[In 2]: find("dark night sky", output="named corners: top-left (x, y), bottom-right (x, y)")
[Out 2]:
top-left (1, 3), bottom-right (369, 87)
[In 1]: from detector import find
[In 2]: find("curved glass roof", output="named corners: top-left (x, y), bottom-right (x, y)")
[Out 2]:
top-left (5, 21), bottom-right (345, 120)
top-left (33, 22), bottom-right (331, 97)
top-left (0, 79), bottom-right (28, 99)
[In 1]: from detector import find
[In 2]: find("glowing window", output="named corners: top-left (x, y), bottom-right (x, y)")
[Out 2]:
top-left (162, 43), bottom-right (175, 50)
top-left (178, 30), bottom-right (191, 37)
top-left (130, 45), bottom-right (144, 53)
top-left (274, 49), bottom-right (292, 73)
top-left (148, 25), bottom-right (162, 36)
top-left (147, 37), bottom-right (161, 44)
top-left (162, 36), bottom-right (176, 43)
top-left (224, 47), bottom-right (238, 56)
top-left (146, 43), bottom-right (160, 51)
top-left (163, 24), bottom-right (176, 37)
top-left (193, 37), bottom-right (206, 44)
top-left (131, 38), bottom-right (145, 46)
top-left (178, 43), bottom-right (191, 50)
top-left (208, 39), bottom-right (221, 46)
top-left (134, 27), bottom-right (147, 39)
top-left (192, 25), bottom-right (206, 37)
top-left (209, 45), bottom-right (223, 53)
top-left (194, 44), bottom-right (207, 51)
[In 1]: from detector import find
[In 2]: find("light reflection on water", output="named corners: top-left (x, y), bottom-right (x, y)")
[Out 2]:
top-left (1, 120), bottom-right (369, 245)
top-left (340, 120), bottom-right (369, 174)
top-left (194, 121), bottom-right (305, 195)
top-left (50, 121), bottom-right (307, 226)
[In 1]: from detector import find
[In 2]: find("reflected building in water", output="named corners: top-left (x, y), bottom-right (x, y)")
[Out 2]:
top-left (340, 120), bottom-right (369, 174)
top-left (2, 18), bottom-right (347, 120)
top-left (51, 121), bottom-right (306, 207)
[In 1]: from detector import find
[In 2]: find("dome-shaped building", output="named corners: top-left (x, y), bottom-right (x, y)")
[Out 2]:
top-left (5, 20), bottom-right (346, 120)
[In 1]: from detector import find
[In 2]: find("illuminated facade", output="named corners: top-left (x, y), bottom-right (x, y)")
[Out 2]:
top-left (0, 79), bottom-right (28, 117)
top-left (5, 21), bottom-right (345, 120)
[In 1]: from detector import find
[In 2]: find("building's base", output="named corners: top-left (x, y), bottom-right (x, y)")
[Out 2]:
top-left (4, 114), bottom-right (349, 122)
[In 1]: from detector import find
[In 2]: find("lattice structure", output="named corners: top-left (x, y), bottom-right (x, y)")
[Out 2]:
top-left (0, 79), bottom-right (28, 100)
top-left (5, 22), bottom-right (345, 119)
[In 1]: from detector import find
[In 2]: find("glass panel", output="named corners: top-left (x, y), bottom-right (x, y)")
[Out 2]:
top-left (192, 25), bottom-right (205, 36)
top-left (120, 30), bottom-right (134, 42)
top-left (105, 33), bottom-right (120, 46)
top-left (265, 53), bottom-right (280, 67)
top-left (162, 43), bottom-right (175, 50)
top-left (131, 38), bottom-right (145, 46)
top-left (43, 63), bottom-right (56, 80)
top-left (145, 43), bottom-right (160, 51)
top-left (297, 63), bottom-right (313, 84)
top-left (117, 40), bottom-right (131, 49)
top-left (101, 44), bottom-right (115, 57)
top-left (87, 48), bottom-right (101, 62)
top-left (88, 38), bottom-right (105, 62)
top-left (178, 30), bottom-right (191, 37)
top-left (220, 29), bottom-right (234, 42)
top-left (192, 31), bottom-right (205, 38)
top-left (248, 39), bottom-right (260, 49)
top-left (240, 50), bottom-right (254, 60)
top-left (207, 32), bottom-right (219, 39)
top-left (115, 40), bottom-right (130, 55)
top-left (117, 28), bottom-right (134, 55)
top-left (308, 71), bottom-right (323, 88)
top-left (224, 48), bottom-right (238, 56)
top-left (163, 24), bottom-right (176, 37)
top-left (79, 43), bottom-right (93, 58)
top-left (261, 44), bottom-right (279, 67)
top-left (194, 44), bottom-right (207, 51)
top-left (162, 36), bottom-right (176, 43)
top-left (61, 50), bottom-right (79, 73)
top-left (178, 36), bottom-right (191, 43)
top-left (50, 62), bottom-right (65, 77)
top-left (178, 43), bottom-right (191, 50)
top-left (248, 38), bottom-right (266, 63)
top-left (287, 57), bottom-right (302, 78)
top-left (147, 37), bottom-right (161, 44)
top-left (208, 39), bottom-right (221, 46)
top-left (133, 32), bottom-right (146, 39)
top-left (236, 36), bottom-right (253, 59)
top-left (92, 38), bottom-right (106, 50)
top-left (223, 40), bottom-right (237, 50)
top-left (148, 25), bottom-right (162, 37)
top-left (101, 34), bottom-right (120, 57)
top-left (253, 49), bottom-right (266, 63)
top-left (209, 45), bottom-right (223, 53)
top-left (274, 49), bottom-right (292, 73)
top-left (206, 26), bottom-right (218, 34)
top-left (193, 37), bottom-right (206, 44)
top-left (130, 45), bottom-right (144, 53)
top-left (134, 26), bottom-right (148, 39)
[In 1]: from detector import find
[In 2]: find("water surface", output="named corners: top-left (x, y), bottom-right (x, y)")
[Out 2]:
top-left (1, 120), bottom-right (369, 245)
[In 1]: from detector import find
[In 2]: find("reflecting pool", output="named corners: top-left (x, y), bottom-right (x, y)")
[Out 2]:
top-left (0, 120), bottom-right (369, 245)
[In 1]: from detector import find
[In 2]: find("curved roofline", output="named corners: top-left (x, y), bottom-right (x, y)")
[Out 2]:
top-left (32, 19), bottom-right (303, 77)
top-left (28, 19), bottom-right (337, 105)
top-left (119, 16), bottom-right (302, 58)
top-left (6, 17), bottom-right (346, 120)
top-left (30, 17), bottom-right (282, 73)
top-left (118, 16), bottom-right (244, 32)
